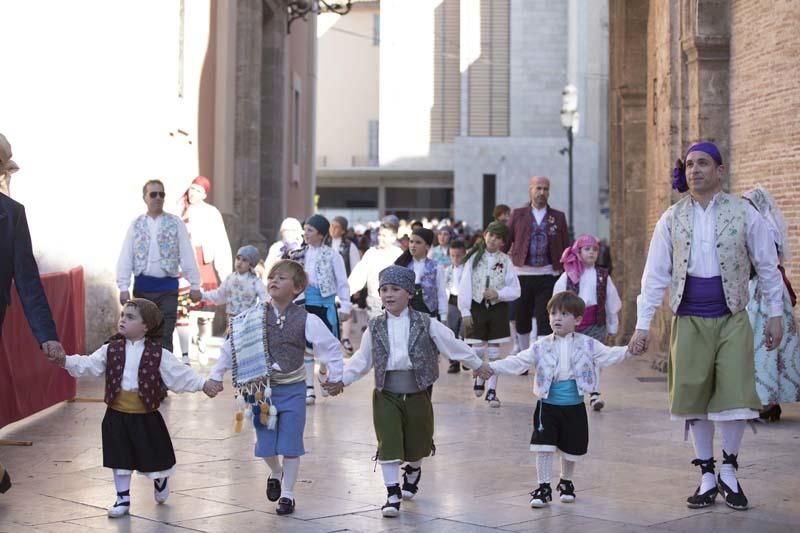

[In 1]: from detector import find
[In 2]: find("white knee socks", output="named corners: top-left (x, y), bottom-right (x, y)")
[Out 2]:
top-left (113, 472), bottom-right (131, 503)
top-left (689, 419), bottom-right (716, 493)
top-left (719, 420), bottom-right (746, 492)
top-left (486, 345), bottom-right (500, 390)
top-left (474, 346), bottom-right (486, 387)
top-left (281, 457), bottom-right (300, 500)
top-left (518, 333), bottom-right (531, 351)
top-left (264, 456), bottom-right (283, 479)
top-left (381, 461), bottom-right (402, 503)
top-left (560, 457), bottom-right (575, 481)
top-left (304, 356), bottom-right (315, 387)
top-left (176, 325), bottom-right (190, 356)
top-left (536, 452), bottom-right (554, 485)
top-left (405, 460), bottom-right (422, 484)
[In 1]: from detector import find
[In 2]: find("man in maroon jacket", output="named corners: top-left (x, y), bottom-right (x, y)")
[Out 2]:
top-left (504, 176), bottom-right (570, 351)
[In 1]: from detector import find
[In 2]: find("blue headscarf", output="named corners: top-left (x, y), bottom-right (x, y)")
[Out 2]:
top-left (672, 142), bottom-right (723, 193)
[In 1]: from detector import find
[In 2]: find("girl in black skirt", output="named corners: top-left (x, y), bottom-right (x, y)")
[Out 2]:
top-left (50, 298), bottom-right (220, 518)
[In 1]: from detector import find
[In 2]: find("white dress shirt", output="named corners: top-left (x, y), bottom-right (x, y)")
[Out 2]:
top-left (330, 237), bottom-right (361, 272)
top-left (636, 194), bottom-right (784, 330)
top-left (457, 251), bottom-right (522, 318)
top-left (348, 246), bottom-right (403, 299)
top-left (64, 339), bottom-right (206, 393)
top-left (303, 244), bottom-right (352, 313)
top-left (447, 264), bottom-right (465, 297)
top-left (553, 267), bottom-right (622, 334)
top-left (411, 258), bottom-right (448, 321)
top-left (116, 214), bottom-right (201, 291)
top-left (342, 308), bottom-right (483, 385)
top-left (210, 305), bottom-right (344, 383)
top-left (184, 201), bottom-right (233, 280)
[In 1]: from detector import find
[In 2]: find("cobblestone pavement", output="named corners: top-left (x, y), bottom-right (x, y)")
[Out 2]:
top-left (2, 332), bottom-right (799, 532)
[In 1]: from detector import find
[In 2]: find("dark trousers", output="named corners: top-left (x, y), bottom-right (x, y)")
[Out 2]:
top-left (133, 289), bottom-right (178, 352)
top-left (516, 275), bottom-right (557, 336)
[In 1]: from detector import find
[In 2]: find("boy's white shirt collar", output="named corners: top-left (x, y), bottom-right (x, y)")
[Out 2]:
top-left (387, 307), bottom-right (410, 320)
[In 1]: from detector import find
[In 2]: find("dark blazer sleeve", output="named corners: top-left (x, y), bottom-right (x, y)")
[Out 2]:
top-left (11, 204), bottom-right (59, 344)
top-left (503, 209), bottom-right (517, 253)
top-left (559, 212), bottom-right (571, 248)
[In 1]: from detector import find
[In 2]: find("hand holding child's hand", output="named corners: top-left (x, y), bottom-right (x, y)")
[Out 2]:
top-left (203, 379), bottom-right (224, 398)
top-left (322, 381), bottom-right (344, 396)
top-left (337, 310), bottom-right (351, 322)
top-left (473, 362), bottom-right (493, 380)
top-left (42, 341), bottom-right (66, 367)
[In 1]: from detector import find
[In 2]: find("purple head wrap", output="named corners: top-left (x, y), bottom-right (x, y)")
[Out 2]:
top-left (672, 142), bottom-right (723, 193)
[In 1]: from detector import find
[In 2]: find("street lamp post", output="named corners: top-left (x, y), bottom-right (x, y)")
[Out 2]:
top-left (560, 84), bottom-right (579, 242)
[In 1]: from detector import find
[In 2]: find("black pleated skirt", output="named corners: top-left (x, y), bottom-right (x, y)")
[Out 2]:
top-left (101, 407), bottom-right (176, 473)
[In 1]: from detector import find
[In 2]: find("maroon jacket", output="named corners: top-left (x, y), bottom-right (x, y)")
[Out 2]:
top-left (504, 204), bottom-right (570, 268)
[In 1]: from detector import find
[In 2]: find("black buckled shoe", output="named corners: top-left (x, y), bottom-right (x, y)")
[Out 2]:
top-left (686, 458), bottom-right (718, 509)
top-left (447, 360), bottom-right (461, 373)
top-left (473, 378), bottom-right (485, 397)
top-left (556, 478), bottom-right (576, 503)
top-left (276, 496), bottom-right (295, 515)
top-left (401, 464), bottom-right (421, 500)
top-left (382, 484), bottom-right (402, 517)
top-left (718, 451), bottom-right (748, 510)
top-left (529, 483), bottom-right (552, 508)
top-left (266, 476), bottom-right (282, 502)
top-left (485, 388), bottom-right (501, 408)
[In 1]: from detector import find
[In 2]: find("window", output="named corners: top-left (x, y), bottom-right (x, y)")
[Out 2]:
top-left (482, 174), bottom-right (496, 228)
top-left (373, 14), bottom-right (380, 45)
top-left (467, 0), bottom-right (509, 137)
top-left (430, 0), bottom-right (460, 143)
top-left (368, 120), bottom-right (379, 166)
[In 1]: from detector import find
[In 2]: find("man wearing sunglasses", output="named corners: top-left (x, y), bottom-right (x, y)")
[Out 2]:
top-left (116, 180), bottom-right (201, 353)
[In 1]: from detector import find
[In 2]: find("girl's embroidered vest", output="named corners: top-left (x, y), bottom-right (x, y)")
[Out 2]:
top-left (264, 303), bottom-right (307, 373)
top-left (407, 259), bottom-right (439, 314)
top-left (566, 267), bottom-right (608, 326)
top-left (104, 337), bottom-right (165, 411)
top-left (226, 272), bottom-right (261, 316)
top-left (531, 334), bottom-right (600, 399)
top-left (527, 216), bottom-right (551, 267)
top-left (337, 239), bottom-right (352, 275)
top-left (288, 245), bottom-right (337, 297)
top-left (667, 193), bottom-right (750, 314)
top-left (470, 252), bottom-right (511, 304)
top-left (369, 310), bottom-right (440, 391)
top-left (132, 214), bottom-right (181, 277)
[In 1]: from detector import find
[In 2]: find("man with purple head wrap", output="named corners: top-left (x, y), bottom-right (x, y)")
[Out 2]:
top-left (631, 141), bottom-right (784, 511)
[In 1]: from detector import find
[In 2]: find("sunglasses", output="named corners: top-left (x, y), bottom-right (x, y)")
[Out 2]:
top-left (148, 191), bottom-right (166, 199)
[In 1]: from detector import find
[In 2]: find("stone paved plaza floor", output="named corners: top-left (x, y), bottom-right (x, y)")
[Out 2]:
top-left (2, 336), bottom-right (800, 532)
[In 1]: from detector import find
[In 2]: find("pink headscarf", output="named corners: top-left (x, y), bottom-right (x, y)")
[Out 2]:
top-left (560, 234), bottom-right (599, 285)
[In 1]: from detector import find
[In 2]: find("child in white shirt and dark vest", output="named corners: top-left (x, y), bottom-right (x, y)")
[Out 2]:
top-left (202, 245), bottom-right (267, 321)
top-left (394, 227), bottom-right (448, 322)
top-left (481, 291), bottom-right (633, 508)
top-left (49, 298), bottom-right (219, 518)
top-left (553, 234), bottom-right (622, 411)
top-left (324, 266), bottom-right (490, 518)
top-left (207, 260), bottom-right (344, 516)
top-left (458, 222), bottom-right (521, 406)
top-left (286, 214), bottom-right (351, 405)
top-left (445, 240), bottom-right (467, 373)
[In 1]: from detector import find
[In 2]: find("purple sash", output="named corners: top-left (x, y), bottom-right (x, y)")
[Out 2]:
top-left (676, 276), bottom-right (730, 318)
top-left (576, 305), bottom-right (598, 332)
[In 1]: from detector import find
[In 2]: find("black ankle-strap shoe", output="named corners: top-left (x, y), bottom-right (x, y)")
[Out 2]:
top-left (529, 483), bottom-right (552, 508)
top-left (718, 451), bottom-right (748, 510)
top-left (266, 476), bottom-right (282, 502)
top-left (382, 484), bottom-right (402, 517)
top-left (276, 496), bottom-right (295, 515)
top-left (401, 464), bottom-right (421, 500)
top-left (557, 478), bottom-right (576, 503)
top-left (687, 458), bottom-right (718, 509)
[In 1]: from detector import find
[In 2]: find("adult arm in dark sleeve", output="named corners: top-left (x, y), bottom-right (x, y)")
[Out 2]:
top-left (503, 209), bottom-right (516, 254)
top-left (12, 204), bottom-right (58, 344)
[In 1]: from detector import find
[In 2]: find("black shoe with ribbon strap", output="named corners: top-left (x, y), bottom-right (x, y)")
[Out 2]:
top-left (686, 458), bottom-right (718, 508)
top-left (718, 451), bottom-right (748, 510)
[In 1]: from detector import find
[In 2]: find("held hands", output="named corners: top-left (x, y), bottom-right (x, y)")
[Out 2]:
top-left (337, 310), bottom-right (352, 323)
top-left (627, 329), bottom-right (650, 356)
top-left (189, 289), bottom-right (202, 303)
top-left (322, 380), bottom-right (345, 396)
top-left (203, 379), bottom-right (224, 398)
top-left (41, 341), bottom-right (66, 367)
top-left (765, 316), bottom-right (784, 351)
top-left (473, 362), bottom-right (493, 380)
top-left (462, 316), bottom-right (473, 331)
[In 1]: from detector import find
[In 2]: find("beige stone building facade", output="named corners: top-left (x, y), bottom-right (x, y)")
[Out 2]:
top-left (2, 0), bottom-right (318, 348)
top-left (609, 0), bottom-right (800, 360)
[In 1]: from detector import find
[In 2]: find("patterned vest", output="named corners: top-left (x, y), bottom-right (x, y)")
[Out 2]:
top-left (288, 245), bottom-right (338, 297)
top-left (530, 334), bottom-right (601, 399)
top-left (407, 258), bottom-right (439, 314)
top-left (526, 215), bottom-right (551, 267)
top-left (104, 337), bottom-right (165, 411)
top-left (470, 252), bottom-right (512, 304)
top-left (369, 310), bottom-right (440, 391)
top-left (337, 239), bottom-right (352, 275)
top-left (667, 193), bottom-right (750, 314)
top-left (567, 267), bottom-right (608, 326)
top-left (264, 303), bottom-right (308, 373)
top-left (132, 214), bottom-right (181, 277)
top-left (225, 272), bottom-right (263, 316)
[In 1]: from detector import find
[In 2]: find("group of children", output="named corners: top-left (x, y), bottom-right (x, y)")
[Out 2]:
top-left (46, 212), bottom-right (635, 519)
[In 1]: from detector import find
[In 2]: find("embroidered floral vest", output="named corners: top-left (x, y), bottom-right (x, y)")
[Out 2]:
top-left (567, 267), bottom-right (608, 326)
top-left (369, 310), bottom-right (440, 391)
top-left (530, 334), bottom-right (602, 399)
top-left (527, 216), bottom-right (551, 266)
top-left (470, 252), bottom-right (512, 304)
top-left (446, 264), bottom-right (464, 293)
top-left (104, 337), bottom-right (165, 411)
top-left (264, 303), bottom-right (307, 373)
top-left (667, 193), bottom-right (750, 314)
top-left (226, 272), bottom-right (263, 316)
top-left (289, 245), bottom-right (337, 297)
top-left (132, 214), bottom-right (181, 277)
top-left (407, 258), bottom-right (439, 314)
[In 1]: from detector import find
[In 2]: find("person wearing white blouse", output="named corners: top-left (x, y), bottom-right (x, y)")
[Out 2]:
top-left (554, 234), bottom-right (622, 411)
